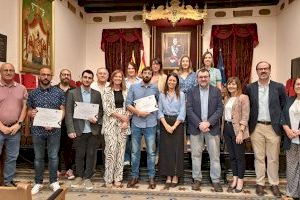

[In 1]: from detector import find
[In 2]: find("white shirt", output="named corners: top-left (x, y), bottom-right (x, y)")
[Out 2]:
top-left (224, 97), bottom-right (236, 121)
top-left (289, 99), bottom-right (300, 144)
top-left (90, 81), bottom-right (109, 96)
top-left (257, 82), bottom-right (271, 121)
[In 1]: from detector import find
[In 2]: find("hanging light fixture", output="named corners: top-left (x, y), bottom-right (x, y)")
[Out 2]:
top-left (142, 0), bottom-right (207, 26)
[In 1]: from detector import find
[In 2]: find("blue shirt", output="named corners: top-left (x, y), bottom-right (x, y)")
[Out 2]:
top-left (126, 82), bottom-right (159, 128)
top-left (199, 86), bottom-right (209, 121)
top-left (179, 72), bottom-right (197, 94)
top-left (158, 91), bottom-right (186, 121)
top-left (81, 86), bottom-right (92, 133)
top-left (27, 86), bottom-right (65, 136)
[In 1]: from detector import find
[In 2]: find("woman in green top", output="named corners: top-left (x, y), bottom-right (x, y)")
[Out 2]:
top-left (201, 51), bottom-right (222, 90)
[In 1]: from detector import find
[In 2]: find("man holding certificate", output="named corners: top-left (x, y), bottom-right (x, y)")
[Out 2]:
top-left (126, 66), bottom-right (159, 189)
top-left (65, 70), bottom-right (103, 190)
top-left (27, 67), bottom-right (65, 195)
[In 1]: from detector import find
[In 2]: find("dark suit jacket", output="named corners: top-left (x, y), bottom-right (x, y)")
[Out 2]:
top-left (280, 96), bottom-right (298, 150)
top-left (65, 87), bottom-right (103, 136)
top-left (245, 80), bottom-right (286, 135)
top-left (186, 85), bottom-right (223, 136)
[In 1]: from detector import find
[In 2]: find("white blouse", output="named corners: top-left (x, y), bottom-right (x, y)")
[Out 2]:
top-left (289, 99), bottom-right (300, 144)
top-left (224, 97), bottom-right (236, 122)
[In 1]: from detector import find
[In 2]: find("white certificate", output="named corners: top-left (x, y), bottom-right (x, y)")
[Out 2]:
top-left (134, 95), bottom-right (158, 113)
top-left (33, 107), bottom-right (63, 128)
top-left (73, 102), bottom-right (99, 120)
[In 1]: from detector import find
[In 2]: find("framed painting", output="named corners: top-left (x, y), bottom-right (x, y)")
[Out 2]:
top-left (20, 0), bottom-right (53, 74)
top-left (161, 32), bottom-right (191, 69)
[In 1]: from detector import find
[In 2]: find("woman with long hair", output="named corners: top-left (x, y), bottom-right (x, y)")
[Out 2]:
top-left (281, 77), bottom-right (300, 199)
top-left (102, 70), bottom-right (130, 188)
top-left (201, 51), bottom-right (222, 90)
top-left (178, 55), bottom-right (196, 95)
top-left (150, 57), bottom-right (167, 92)
top-left (223, 77), bottom-right (249, 193)
top-left (158, 73), bottom-right (186, 188)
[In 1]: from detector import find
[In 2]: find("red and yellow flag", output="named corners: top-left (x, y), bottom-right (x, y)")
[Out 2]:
top-left (130, 50), bottom-right (136, 64)
top-left (138, 50), bottom-right (145, 74)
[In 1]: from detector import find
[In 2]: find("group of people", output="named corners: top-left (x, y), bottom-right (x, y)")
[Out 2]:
top-left (0, 50), bottom-right (299, 199)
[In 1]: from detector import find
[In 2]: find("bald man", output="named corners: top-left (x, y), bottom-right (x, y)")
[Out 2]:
top-left (0, 63), bottom-right (27, 187)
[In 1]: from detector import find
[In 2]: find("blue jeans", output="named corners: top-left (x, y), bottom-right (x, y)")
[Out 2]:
top-left (131, 124), bottom-right (156, 178)
top-left (0, 130), bottom-right (21, 184)
top-left (190, 133), bottom-right (221, 183)
top-left (32, 133), bottom-right (60, 184)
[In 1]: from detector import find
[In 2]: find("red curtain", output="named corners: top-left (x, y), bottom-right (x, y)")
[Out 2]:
top-left (210, 24), bottom-right (258, 89)
top-left (101, 28), bottom-right (143, 75)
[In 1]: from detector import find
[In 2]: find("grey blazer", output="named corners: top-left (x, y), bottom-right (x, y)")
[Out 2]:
top-left (65, 87), bottom-right (103, 136)
top-left (186, 85), bottom-right (223, 136)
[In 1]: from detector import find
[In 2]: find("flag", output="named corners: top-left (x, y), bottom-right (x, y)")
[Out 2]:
top-left (138, 50), bottom-right (146, 74)
top-left (130, 50), bottom-right (136, 64)
top-left (217, 48), bottom-right (226, 85)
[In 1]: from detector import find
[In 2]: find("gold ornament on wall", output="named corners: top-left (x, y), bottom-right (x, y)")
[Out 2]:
top-left (143, 0), bottom-right (207, 26)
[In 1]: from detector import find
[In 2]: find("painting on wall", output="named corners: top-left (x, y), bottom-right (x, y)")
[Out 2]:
top-left (21, 0), bottom-right (53, 74)
top-left (161, 32), bottom-right (191, 69)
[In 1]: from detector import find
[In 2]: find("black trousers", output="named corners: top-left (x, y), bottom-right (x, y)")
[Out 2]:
top-left (223, 122), bottom-right (245, 179)
top-left (73, 132), bottom-right (97, 179)
top-left (58, 125), bottom-right (74, 171)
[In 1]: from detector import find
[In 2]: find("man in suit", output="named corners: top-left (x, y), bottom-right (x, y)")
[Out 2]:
top-left (65, 70), bottom-right (103, 190)
top-left (187, 68), bottom-right (223, 192)
top-left (245, 61), bottom-right (286, 197)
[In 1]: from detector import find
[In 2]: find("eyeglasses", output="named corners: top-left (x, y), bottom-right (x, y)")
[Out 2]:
top-left (60, 73), bottom-right (71, 77)
top-left (40, 74), bottom-right (52, 77)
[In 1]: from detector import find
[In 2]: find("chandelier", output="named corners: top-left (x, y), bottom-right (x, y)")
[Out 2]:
top-left (142, 0), bottom-right (207, 26)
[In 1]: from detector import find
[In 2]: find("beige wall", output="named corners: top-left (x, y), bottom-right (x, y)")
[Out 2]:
top-left (276, 0), bottom-right (300, 83)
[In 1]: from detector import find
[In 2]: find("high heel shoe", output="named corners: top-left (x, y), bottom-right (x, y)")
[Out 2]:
top-left (234, 187), bottom-right (243, 193)
top-left (227, 185), bottom-right (236, 192)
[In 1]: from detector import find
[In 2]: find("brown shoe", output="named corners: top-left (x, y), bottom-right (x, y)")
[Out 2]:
top-left (256, 185), bottom-right (266, 196)
top-left (148, 178), bottom-right (156, 189)
top-left (191, 180), bottom-right (201, 191)
top-left (212, 182), bottom-right (223, 192)
top-left (270, 185), bottom-right (282, 198)
top-left (127, 178), bottom-right (138, 188)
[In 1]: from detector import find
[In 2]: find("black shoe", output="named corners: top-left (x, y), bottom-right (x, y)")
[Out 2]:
top-left (4, 181), bottom-right (17, 187)
top-left (148, 178), bottom-right (156, 189)
top-left (227, 185), bottom-right (236, 193)
top-left (234, 187), bottom-right (243, 193)
top-left (127, 178), bottom-right (138, 188)
top-left (212, 182), bottom-right (223, 192)
top-left (191, 180), bottom-right (201, 191)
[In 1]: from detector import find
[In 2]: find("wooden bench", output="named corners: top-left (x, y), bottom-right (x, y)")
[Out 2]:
top-left (0, 183), bottom-right (67, 200)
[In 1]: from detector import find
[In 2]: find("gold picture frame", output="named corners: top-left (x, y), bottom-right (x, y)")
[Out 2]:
top-left (161, 32), bottom-right (191, 69)
top-left (20, 0), bottom-right (54, 74)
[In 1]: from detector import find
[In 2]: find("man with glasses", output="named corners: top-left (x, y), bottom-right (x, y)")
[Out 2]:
top-left (126, 66), bottom-right (159, 189)
top-left (0, 63), bottom-right (27, 187)
top-left (187, 68), bottom-right (223, 192)
top-left (56, 69), bottom-right (76, 180)
top-left (27, 67), bottom-right (65, 194)
top-left (245, 61), bottom-right (286, 197)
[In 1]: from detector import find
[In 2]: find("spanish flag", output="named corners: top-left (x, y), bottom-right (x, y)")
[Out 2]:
top-left (138, 50), bottom-right (146, 74)
top-left (130, 50), bottom-right (136, 64)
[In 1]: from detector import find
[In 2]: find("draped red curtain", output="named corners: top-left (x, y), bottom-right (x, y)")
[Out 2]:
top-left (101, 28), bottom-right (143, 75)
top-left (210, 24), bottom-right (258, 89)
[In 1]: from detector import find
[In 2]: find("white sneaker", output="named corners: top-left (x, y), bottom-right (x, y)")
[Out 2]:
top-left (31, 183), bottom-right (43, 195)
top-left (123, 161), bottom-right (130, 166)
top-left (71, 177), bottom-right (83, 188)
top-left (50, 181), bottom-right (60, 192)
top-left (83, 179), bottom-right (93, 190)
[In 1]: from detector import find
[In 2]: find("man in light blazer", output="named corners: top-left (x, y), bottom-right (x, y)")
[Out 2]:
top-left (245, 61), bottom-right (286, 198)
top-left (65, 70), bottom-right (103, 190)
top-left (187, 68), bottom-right (223, 192)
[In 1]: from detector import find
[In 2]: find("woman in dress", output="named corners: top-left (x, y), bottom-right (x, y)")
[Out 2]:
top-left (178, 55), bottom-right (196, 95)
top-left (102, 70), bottom-right (130, 188)
top-left (124, 62), bottom-right (141, 166)
top-left (223, 77), bottom-right (249, 193)
top-left (201, 51), bottom-right (222, 90)
top-left (281, 77), bottom-right (300, 199)
top-left (158, 73), bottom-right (186, 188)
top-left (150, 57), bottom-right (167, 93)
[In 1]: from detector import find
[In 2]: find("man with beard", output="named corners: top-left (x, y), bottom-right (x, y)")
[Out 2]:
top-left (245, 61), bottom-right (286, 198)
top-left (126, 66), bottom-right (159, 189)
top-left (0, 63), bottom-right (27, 187)
top-left (27, 67), bottom-right (65, 195)
top-left (56, 69), bottom-right (76, 180)
top-left (65, 70), bottom-right (103, 190)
